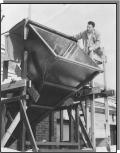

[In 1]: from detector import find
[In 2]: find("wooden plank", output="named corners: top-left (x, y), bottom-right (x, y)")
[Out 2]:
top-left (1, 79), bottom-right (26, 92)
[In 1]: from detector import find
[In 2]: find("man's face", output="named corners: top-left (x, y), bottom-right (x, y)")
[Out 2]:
top-left (87, 24), bottom-right (94, 33)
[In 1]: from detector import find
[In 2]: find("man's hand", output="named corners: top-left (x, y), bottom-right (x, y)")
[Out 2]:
top-left (89, 46), bottom-right (95, 51)
top-left (71, 36), bottom-right (78, 42)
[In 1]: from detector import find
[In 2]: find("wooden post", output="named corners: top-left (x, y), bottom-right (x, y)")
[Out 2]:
top-left (85, 98), bottom-right (90, 133)
top-left (68, 108), bottom-right (73, 142)
top-left (49, 112), bottom-right (54, 142)
top-left (103, 55), bottom-right (111, 150)
top-left (19, 51), bottom-right (28, 151)
top-left (60, 110), bottom-right (63, 142)
top-left (75, 105), bottom-right (80, 149)
top-left (19, 20), bottom-right (29, 150)
top-left (90, 93), bottom-right (96, 151)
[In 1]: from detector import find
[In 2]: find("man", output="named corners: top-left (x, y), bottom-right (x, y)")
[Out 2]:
top-left (74, 21), bottom-right (103, 57)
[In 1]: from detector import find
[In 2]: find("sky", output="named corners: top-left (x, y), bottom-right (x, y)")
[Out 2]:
top-left (1, 4), bottom-right (116, 90)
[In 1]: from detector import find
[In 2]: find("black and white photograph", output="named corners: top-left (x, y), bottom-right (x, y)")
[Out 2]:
top-left (1, 3), bottom-right (117, 152)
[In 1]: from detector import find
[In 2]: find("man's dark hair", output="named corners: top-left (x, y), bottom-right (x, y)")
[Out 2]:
top-left (88, 21), bottom-right (95, 28)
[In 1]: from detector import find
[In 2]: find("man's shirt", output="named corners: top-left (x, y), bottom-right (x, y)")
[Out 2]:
top-left (75, 29), bottom-right (101, 54)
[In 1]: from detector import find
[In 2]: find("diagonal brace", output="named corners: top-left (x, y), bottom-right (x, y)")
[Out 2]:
top-left (19, 100), bottom-right (38, 152)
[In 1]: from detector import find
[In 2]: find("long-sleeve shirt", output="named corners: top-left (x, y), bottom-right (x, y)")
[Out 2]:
top-left (75, 29), bottom-right (101, 54)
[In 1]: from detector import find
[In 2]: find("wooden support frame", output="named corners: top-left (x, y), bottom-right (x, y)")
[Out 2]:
top-left (1, 112), bottom-right (20, 147)
top-left (60, 110), bottom-right (63, 142)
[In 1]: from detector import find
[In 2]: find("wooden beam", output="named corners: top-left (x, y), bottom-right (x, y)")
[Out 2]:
top-left (55, 103), bottom-right (79, 111)
top-left (31, 104), bottom-right (54, 110)
top-left (44, 81), bottom-right (76, 92)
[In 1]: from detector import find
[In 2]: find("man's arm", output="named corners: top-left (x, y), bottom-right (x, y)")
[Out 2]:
top-left (72, 31), bottom-right (85, 41)
top-left (74, 32), bottom-right (82, 40)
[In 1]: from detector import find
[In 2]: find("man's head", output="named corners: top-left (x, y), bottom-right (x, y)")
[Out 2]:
top-left (87, 21), bottom-right (95, 33)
